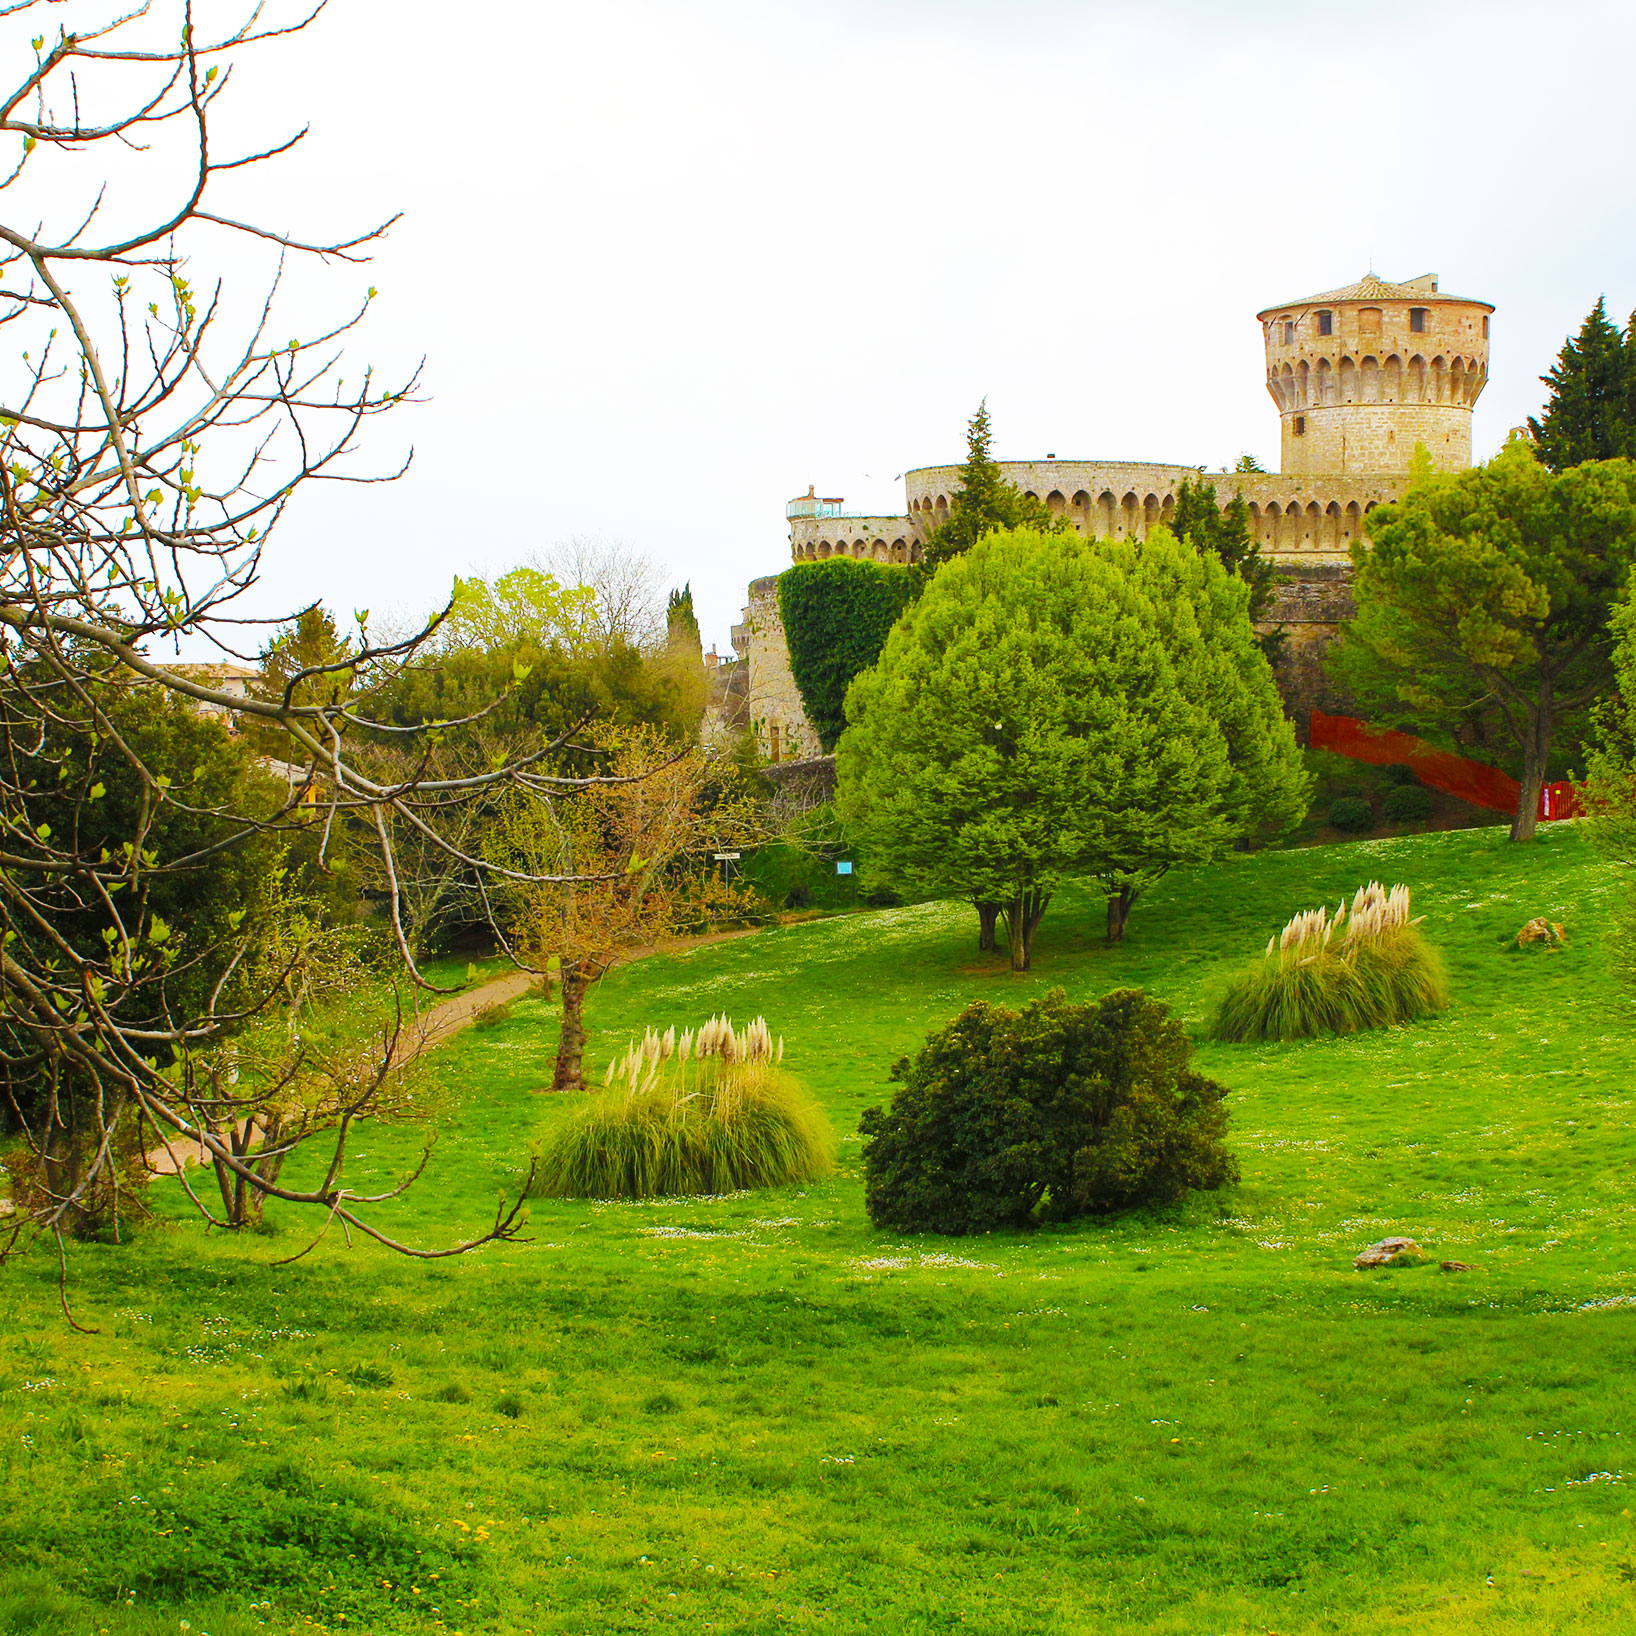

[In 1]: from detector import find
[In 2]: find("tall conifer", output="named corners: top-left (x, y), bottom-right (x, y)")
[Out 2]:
top-left (1528, 297), bottom-right (1634, 470)
top-left (919, 401), bottom-right (1068, 577)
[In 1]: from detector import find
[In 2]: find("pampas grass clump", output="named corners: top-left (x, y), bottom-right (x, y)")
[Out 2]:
top-left (535, 1016), bottom-right (833, 1199)
top-left (1213, 882), bottom-right (1448, 1043)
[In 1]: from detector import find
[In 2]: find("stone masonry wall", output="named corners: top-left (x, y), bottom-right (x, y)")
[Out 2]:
top-left (743, 575), bottom-right (820, 764)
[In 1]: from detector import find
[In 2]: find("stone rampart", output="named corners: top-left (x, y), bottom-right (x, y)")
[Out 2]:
top-left (1260, 563), bottom-right (1357, 726)
top-left (788, 515), bottom-right (918, 564)
top-left (743, 575), bottom-right (820, 764)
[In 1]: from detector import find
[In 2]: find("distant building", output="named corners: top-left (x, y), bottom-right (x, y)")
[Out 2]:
top-left (742, 271), bottom-right (1493, 758)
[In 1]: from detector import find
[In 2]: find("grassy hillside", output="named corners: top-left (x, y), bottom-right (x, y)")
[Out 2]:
top-left (3, 824), bottom-right (1635, 1635)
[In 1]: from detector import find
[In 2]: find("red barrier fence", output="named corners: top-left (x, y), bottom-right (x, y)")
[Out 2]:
top-left (1308, 711), bottom-right (1581, 822)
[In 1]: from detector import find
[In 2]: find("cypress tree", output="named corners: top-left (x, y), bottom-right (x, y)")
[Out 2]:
top-left (919, 401), bottom-right (1069, 578)
top-left (666, 583), bottom-right (701, 653)
top-left (1528, 297), bottom-right (1634, 471)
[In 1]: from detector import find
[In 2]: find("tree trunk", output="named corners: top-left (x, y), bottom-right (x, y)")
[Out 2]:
top-left (1106, 886), bottom-right (1136, 943)
top-left (1510, 702), bottom-right (1551, 842)
top-left (552, 961), bottom-right (589, 1091)
top-left (1000, 890), bottom-right (1051, 972)
top-left (975, 900), bottom-right (999, 953)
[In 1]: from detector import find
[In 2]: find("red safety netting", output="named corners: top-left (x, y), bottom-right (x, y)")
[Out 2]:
top-left (1308, 711), bottom-right (1581, 821)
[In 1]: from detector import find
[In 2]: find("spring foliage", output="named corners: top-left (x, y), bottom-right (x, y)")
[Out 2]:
top-left (836, 526), bottom-right (1307, 963)
top-left (534, 1016), bottom-right (833, 1198)
top-left (778, 559), bottom-right (913, 752)
top-left (1212, 882), bottom-right (1449, 1043)
top-left (1330, 439), bottom-right (1636, 839)
top-left (1527, 297), bottom-right (1636, 471)
top-left (858, 987), bottom-right (1238, 1234)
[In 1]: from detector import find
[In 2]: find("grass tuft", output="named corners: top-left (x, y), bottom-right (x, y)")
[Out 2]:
top-left (1213, 881), bottom-right (1449, 1042)
top-left (535, 1018), bottom-right (832, 1199)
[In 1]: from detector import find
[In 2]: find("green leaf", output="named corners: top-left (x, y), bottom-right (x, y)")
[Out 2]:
top-left (88, 781), bottom-right (105, 800)
top-left (21, 135), bottom-right (33, 154)
top-left (148, 916), bottom-right (171, 945)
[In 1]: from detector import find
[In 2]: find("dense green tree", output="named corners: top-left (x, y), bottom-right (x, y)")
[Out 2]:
top-left (249, 605), bottom-right (357, 762)
top-left (667, 583), bottom-right (702, 653)
top-left (1528, 298), bottom-right (1636, 471)
top-left (0, 676), bottom-right (290, 1224)
top-left (1234, 452), bottom-right (1266, 473)
top-left (1581, 594), bottom-right (1636, 992)
top-left (1170, 477), bottom-right (1279, 636)
top-left (443, 567), bottom-right (599, 654)
top-left (837, 528), bottom-right (1301, 968)
top-left (919, 401), bottom-right (1070, 578)
top-left (1330, 438), bottom-right (1636, 839)
top-left (1110, 528), bottom-right (1308, 935)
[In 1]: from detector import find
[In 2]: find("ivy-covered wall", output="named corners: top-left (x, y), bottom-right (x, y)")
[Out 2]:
top-left (779, 559), bottom-right (913, 752)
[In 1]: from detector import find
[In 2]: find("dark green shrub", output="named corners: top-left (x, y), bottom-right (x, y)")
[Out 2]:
top-left (1384, 763), bottom-right (1421, 786)
top-left (784, 882), bottom-right (813, 910)
top-left (346, 1361), bottom-right (393, 1390)
top-left (779, 559), bottom-right (913, 751)
top-left (1382, 783), bottom-right (1435, 822)
top-left (433, 1381), bottom-right (471, 1404)
top-left (494, 1393), bottom-right (523, 1419)
top-left (1329, 796), bottom-right (1375, 832)
top-left (858, 987), bottom-right (1237, 1235)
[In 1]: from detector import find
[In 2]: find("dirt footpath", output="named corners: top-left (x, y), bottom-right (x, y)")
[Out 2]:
top-left (147, 924), bottom-right (768, 1174)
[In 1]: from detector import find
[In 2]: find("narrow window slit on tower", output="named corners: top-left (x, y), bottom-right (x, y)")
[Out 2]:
top-left (1293, 416), bottom-right (1306, 436)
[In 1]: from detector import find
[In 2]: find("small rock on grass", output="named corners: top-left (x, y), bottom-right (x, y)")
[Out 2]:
top-left (1354, 1236), bottom-right (1424, 1269)
top-left (1440, 1260), bottom-right (1474, 1272)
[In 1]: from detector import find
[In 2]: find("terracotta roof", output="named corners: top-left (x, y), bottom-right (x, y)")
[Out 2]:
top-left (1258, 272), bottom-right (1491, 315)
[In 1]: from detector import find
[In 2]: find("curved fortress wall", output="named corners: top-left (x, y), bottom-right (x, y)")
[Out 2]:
top-left (747, 270), bottom-right (1490, 759)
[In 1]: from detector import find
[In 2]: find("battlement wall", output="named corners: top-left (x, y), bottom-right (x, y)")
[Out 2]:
top-left (788, 515), bottom-right (918, 564)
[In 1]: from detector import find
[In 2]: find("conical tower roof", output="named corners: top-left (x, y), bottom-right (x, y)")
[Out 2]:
top-left (1258, 272), bottom-right (1491, 317)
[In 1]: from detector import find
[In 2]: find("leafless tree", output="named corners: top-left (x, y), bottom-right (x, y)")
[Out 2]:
top-left (535, 535), bottom-right (667, 651)
top-left (0, 0), bottom-right (634, 1308)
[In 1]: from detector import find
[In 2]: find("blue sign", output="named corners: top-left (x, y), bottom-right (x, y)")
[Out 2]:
top-left (836, 860), bottom-right (854, 875)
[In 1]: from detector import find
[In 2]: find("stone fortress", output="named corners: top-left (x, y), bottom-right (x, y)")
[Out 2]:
top-left (732, 272), bottom-right (1494, 763)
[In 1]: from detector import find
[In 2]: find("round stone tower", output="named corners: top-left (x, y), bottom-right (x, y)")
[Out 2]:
top-left (1257, 272), bottom-right (1492, 476)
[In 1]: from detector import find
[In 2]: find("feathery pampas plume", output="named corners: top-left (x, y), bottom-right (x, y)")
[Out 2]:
top-left (1214, 882), bottom-right (1447, 1042)
top-left (537, 1017), bottom-right (829, 1199)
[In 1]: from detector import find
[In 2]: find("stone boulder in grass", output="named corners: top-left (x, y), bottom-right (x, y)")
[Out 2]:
top-left (1354, 1236), bottom-right (1425, 1269)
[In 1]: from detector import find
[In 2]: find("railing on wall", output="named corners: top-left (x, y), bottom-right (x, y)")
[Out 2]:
top-left (1309, 710), bottom-right (1581, 822)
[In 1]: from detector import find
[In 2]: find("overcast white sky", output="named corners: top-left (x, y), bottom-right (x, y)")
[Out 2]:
top-left (18, 0), bottom-right (1636, 651)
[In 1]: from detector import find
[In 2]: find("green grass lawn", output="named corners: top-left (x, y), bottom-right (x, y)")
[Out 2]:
top-left (4, 824), bottom-right (1636, 1635)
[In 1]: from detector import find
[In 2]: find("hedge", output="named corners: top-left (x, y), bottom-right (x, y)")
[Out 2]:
top-left (778, 559), bottom-right (913, 752)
